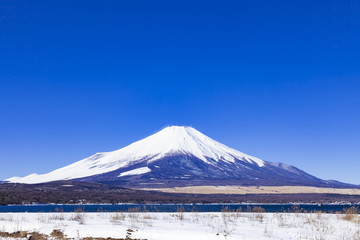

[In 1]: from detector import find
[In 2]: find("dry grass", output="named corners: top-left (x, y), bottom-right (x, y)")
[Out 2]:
top-left (50, 229), bottom-right (67, 239)
top-left (49, 214), bottom-right (65, 221)
top-left (110, 212), bottom-right (126, 224)
top-left (343, 207), bottom-right (359, 222)
top-left (0, 230), bottom-right (147, 240)
top-left (140, 185), bottom-right (360, 195)
top-left (69, 212), bottom-right (85, 224)
top-left (0, 230), bottom-right (48, 240)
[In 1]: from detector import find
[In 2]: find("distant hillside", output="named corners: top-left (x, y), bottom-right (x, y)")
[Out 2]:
top-left (1, 181), bottom-right (360, 205)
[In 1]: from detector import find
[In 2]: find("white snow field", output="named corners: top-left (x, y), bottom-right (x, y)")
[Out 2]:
top-left (0, 212), bottom-right (359, 240)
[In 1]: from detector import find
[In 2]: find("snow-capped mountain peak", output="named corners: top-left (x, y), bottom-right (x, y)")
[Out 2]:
top-left (6, 126), bottom-right (265, 184)
top-left (112, 126), bottom-right (265, 166)
top-left (8, 126), bottom-right (342, 188)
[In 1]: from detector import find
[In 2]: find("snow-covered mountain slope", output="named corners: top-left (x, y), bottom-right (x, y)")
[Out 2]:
top-left (5, 126), bottom-right (349, 188)
top-left (6, 126), bottom-right (265, 184)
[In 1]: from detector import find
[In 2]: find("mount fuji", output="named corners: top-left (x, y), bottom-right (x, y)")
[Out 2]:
top-left (5, 126), bottom-right (351, 188)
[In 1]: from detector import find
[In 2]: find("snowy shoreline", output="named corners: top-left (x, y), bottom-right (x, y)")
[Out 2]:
top-left (0, 211), bottom-right (359, 240)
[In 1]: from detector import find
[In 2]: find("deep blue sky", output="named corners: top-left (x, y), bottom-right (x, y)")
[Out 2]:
top-left (1, 0), bottom-right (359, 184)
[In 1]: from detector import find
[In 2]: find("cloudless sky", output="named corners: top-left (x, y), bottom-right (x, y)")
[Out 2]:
top-left (0, 0), bottom-right (359, 184)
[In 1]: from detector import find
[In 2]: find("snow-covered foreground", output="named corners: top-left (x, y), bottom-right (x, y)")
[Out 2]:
top-left (0, 212), bottom-right (359, 240)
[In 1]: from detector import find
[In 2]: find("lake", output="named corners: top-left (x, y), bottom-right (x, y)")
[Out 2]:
top-left (0, 204), bottom-right (358, 213)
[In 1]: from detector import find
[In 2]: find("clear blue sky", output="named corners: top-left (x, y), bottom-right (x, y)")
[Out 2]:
top-left (1, 0), bottom-right (359, 184)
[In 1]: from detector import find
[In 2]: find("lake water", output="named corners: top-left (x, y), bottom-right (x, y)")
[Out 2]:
top-left (0, 204), bottom-right (358, 213)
